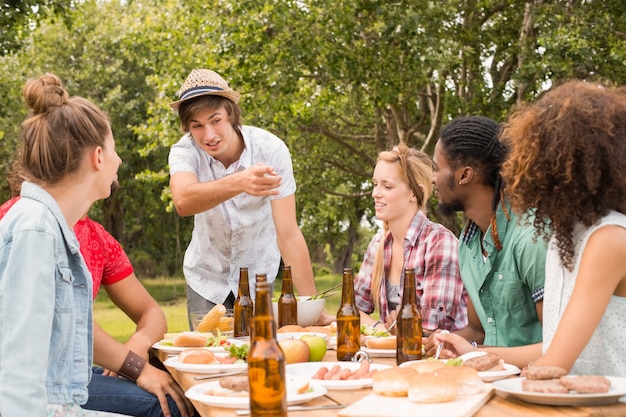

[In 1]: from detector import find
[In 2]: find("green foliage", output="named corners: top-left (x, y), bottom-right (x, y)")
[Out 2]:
top-left (1, 0), bottom-right (626, 276)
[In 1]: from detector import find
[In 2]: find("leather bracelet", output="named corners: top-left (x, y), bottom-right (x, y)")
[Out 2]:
top-left (118, 350), bottom-right (146, 382)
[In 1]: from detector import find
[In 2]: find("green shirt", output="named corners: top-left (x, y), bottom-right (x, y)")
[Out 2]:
top-left (459, 200), bottom-right (547, 347)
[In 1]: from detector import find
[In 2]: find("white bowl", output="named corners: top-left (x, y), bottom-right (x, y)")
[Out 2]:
top-left (272, 296), bottom-right (326, 327)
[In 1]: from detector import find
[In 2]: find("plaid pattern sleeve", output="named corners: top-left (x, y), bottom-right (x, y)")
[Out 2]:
top-left (406, 221), bottom-right (467, 331)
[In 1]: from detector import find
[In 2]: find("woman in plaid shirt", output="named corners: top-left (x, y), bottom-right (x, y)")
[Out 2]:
top-left (354, 143), bottom-right (468, 334)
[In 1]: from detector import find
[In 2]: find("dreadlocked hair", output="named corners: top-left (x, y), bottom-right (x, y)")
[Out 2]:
top-left (370, 142), bottom-right (433, 311)
top-left (439, 116), bottom-right (509, 250)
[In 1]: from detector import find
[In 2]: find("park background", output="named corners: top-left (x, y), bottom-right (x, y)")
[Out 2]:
top-left (2, 1), bottom-right (626, 340)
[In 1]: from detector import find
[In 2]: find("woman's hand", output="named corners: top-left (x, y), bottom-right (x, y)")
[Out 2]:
top-left (432, 331), bottom-right (477, 358)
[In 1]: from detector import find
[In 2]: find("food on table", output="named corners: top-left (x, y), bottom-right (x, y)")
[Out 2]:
top-left (220, 375), bottom-right (249, 392)
top-left (360, 324), bottom-right (390, 337)
top-left (225, 343), bottom-right (249, 362)
top-left (521, 378), bottom-right (569, 393)
top-left (559, 375), bottom-right (611, 393)
top-left (436, 366), bottom-right (484, 395)
top-left (521, 365), bottom-right (568, 380)
top-left (197, 304), bottom-right (227, 333)
top-left (203, 375), bottom-right (311, 397)
top-left (277, 324), bottom-right (306, 333)
top-left (172, 331), bottom-right (208, 347)
top-left (278, 338), bottom-right (310, 364)
top-left (462, 352), bottom-right (504, 372)
top-left (374, 364), bottom-right (485, 401)
top-left (311, 360), bottom-right (375, 381)
top-left (520, 365), bottom-right (612, 394)
top-left (178, 349), bottom-right (217, 364)
top-left (372, 367), bottom-right (417, 397)
top-left (302, 326), bottom-right (332, 336)
top-left (408, 372), bottom-right (459, 403)
top-left (402, 360), bottom-right (446, 374)
top-left (159, 331), bottom-right (231, 348)
top-left (365, 336), bottom-right (396, 350)
top-left (329, 322), bottom-right (337, 334)
top-left (299, 334), bottom-right (327, 362)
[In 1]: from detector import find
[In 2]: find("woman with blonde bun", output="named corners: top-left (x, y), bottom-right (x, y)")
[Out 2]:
top-left (0, 74), bottom-right (125, 416)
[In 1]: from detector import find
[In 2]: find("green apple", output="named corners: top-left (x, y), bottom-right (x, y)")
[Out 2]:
top-left (300, 335), bottom-right (327, 362)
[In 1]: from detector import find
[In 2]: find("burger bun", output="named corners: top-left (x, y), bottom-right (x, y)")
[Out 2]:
top-left (178, 348), bottom-right (217, 364)
top-left (372, 367), bottom-right (418, 397)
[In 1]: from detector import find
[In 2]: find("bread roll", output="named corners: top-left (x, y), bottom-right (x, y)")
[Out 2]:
top-left (277, 324), bottom-right (305, 333)
top-left (365, 336), bottom-right (396, 350)
top-left (329, 322), bottom-right (337, 334)
top-left (401, 360), bottom-right (446, 374)
top-left (303, 326), bottom-right (332, 336)
top-left (178, 348), bottom-right (217, 364)
top-left (408, 372), bottom-right (458, 403)
top-left (436, 366), bottom-right (484, 395)
top-left (372, 367), bottom-right (417, 397)
top-left (173, 331), bottom-right (208, 347)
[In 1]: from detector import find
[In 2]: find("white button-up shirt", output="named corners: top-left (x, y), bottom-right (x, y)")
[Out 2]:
top-left (168, 126), bottom-right (296, 303)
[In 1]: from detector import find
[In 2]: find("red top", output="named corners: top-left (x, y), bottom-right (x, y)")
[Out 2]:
top-left (0, 197), bottom-right (133, 299)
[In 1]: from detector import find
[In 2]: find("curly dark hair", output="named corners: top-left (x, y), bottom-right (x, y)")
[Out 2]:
top-left (501, 80), bottom-right (626, 270)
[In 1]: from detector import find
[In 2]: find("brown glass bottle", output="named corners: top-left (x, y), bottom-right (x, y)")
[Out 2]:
top-left (277, 266), bottom-right (298, 328)
top-left (336, 267), bottom-right (360, 361)
top-left (248, 274), bottom-right (286, 417)
top-left (396, 268), bottom-right (423, 365)
top-left (234, 267), bottom-right (254, 338)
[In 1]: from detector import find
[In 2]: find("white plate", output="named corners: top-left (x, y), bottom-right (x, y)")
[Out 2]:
top-left (478, 363), bottom-right (521, 382)
top-left (152, 339), bottom-right (244, 355)
top-left (164, 356), bottom-right (248, 374)
top-left (492, 376), bottom-right (626, 406)
top-left (185, 379), bottom-right (327, 409)
top-left (286, 361), bottom-right (392, 390)
top-left (361, 347), bottom-right (396, 358)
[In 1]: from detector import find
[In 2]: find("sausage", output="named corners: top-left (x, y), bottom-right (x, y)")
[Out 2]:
top-left (311, 366), bottom-right (329, 380)
top-left (323, 365), bottom-right (341, 380)
top-left (347, 360), bottom-right (370, 380)
top-left (338, 367), bottom-right (353, 380)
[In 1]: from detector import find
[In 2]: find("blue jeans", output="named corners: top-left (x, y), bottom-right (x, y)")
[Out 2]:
top-left (82, 368), bottom-right (184, 417)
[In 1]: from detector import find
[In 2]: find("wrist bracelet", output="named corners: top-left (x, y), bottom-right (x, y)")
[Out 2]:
top-left (118, 350), bottom-right (146, 382)
top-left (373, 320), bottom-right (382, 328)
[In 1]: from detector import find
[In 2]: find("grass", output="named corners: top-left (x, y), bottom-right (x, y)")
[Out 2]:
top-left (94, 273), bottom-right (344, 342)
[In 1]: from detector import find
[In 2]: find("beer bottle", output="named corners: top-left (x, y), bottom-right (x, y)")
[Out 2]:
top-left (248, 275), bottom-right (287, 417)
top-left (336, 267), bottom-right (360, 361)
top-left (234, 267), bottom-right (254, 338)
top-left (277, 266), bottom-right (298, 328)
top-left (396, 268), bottom-right (423, 364)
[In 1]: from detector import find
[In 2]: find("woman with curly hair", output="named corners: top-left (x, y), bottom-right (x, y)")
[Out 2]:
top-left (433, 80), bottom-right (626, 377)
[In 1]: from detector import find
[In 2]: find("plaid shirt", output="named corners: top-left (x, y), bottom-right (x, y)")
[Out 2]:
top-left (354, 211), bottom-right (468, 331)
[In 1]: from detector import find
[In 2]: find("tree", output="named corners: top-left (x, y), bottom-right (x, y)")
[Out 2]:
top-left (1, 0), bottom-right (625, 275)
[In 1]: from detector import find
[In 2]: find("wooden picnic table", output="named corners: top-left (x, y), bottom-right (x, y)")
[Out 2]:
top-left (156, 349), bottom-right (626, 417)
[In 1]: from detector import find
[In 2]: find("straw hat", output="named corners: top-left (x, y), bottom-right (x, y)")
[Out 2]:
top-left (169, 69), bottom-right (241, 110)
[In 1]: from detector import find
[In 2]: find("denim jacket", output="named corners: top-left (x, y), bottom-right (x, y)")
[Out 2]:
top-left (0, 182), bottom-right (93, 416)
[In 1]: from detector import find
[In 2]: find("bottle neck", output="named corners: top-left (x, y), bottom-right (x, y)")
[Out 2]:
top-left (239, 271), bottom-right (250, 297)
top-left (281, 268), bottom-right (294, 294)
top-left (402, 270), bottom-right (416, 305)
top-left (253, 282), bottom-right (276, 340)
top-left (340, 270), bottom-right (356, 305)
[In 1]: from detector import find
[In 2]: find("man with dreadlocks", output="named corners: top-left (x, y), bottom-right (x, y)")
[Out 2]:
top-left (429, 115), bottom-right (548, 348)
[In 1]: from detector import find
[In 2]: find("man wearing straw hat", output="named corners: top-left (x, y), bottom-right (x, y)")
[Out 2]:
top-left (169, 69), bottom-right (331, 325)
